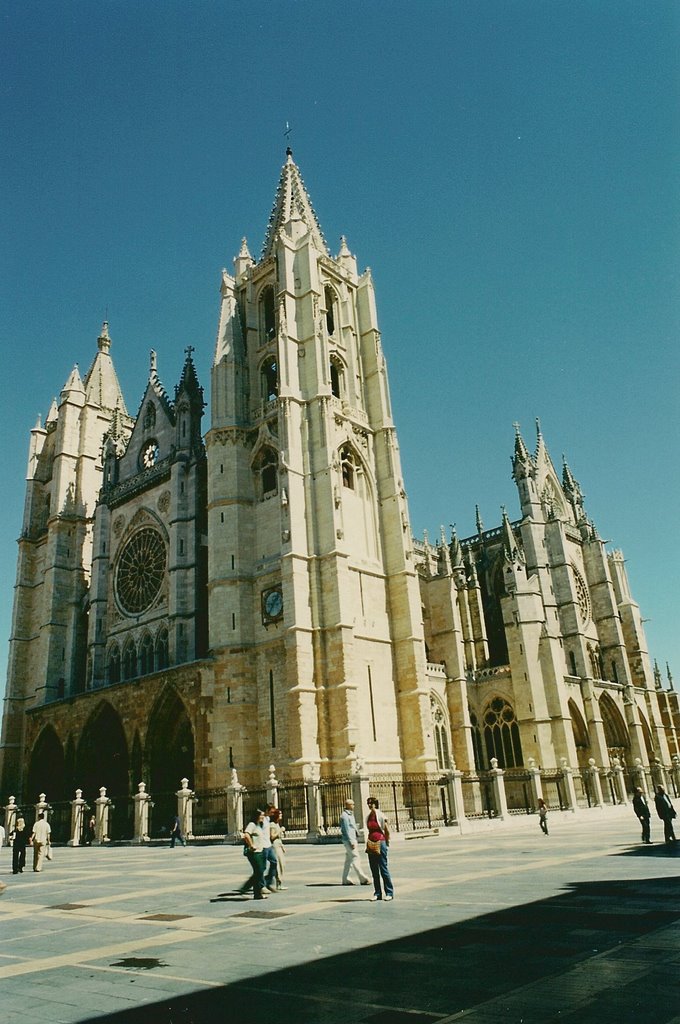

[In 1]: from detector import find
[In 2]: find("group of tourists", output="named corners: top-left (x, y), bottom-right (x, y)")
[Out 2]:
top-left (239, 804), bottom-right (287, 898)
top-left (632, 784), bottom-right (677, 844)
top-left (239, 796), bottom-right (395, 903)
top-left (0, 811), bottom-right (52, 881)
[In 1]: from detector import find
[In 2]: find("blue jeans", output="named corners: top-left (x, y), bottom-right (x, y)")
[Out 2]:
top-left (368, 841), bottom-right (393, 898)
top-left (263, 845), bottom-right (278, 887)
top-left (243, 850), bottom-right (267, 898)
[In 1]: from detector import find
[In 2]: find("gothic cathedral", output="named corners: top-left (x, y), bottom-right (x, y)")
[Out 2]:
top-left (1, 151), bottom-right (677, 804)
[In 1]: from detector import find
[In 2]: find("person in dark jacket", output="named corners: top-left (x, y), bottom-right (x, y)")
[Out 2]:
top-left (9, 817), bottom-right (30, 874)
top-left (632, 787), bottom-right (651, 843)
top-left (654, 786), bottom-right (677, 843)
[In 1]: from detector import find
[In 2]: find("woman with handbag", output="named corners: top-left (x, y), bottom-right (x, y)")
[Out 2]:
top-left (365, 796), bottom-right (394, 902)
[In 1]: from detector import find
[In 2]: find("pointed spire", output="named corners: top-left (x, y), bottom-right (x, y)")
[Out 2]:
top-left (97, 321), bottom-right (111, 354)
top-left (654, 659), bottom-right (663, 690)
top-left (336, 235), bottom-right (358, 275)
top-left (62, 364), bottom-right (84, 396)
top-left (84, 322), bottom-right (128, 414)
top-left (562, 454), bottom-right (586, 521)
top-left (45, 398), bottom-right (58, 426)
top-left (449, 525), bottom-right (464, 569)
top-left (475, 504), bottom-right (484, 536)
top-left (511, 421), bottom-right (534, 482)
top-left (501, 506), bottom-right (517, 558)
top-left (438, 525), bottom-right (452, 575)
top-left (261, 151), bottom-right (329, 259)
top-left (535, 417), bottom-right (547, 460)
top-left (668, 662), bottom-right (675, 691)
top-left (234, 237), bottom-right (254, 277)
top-left (176, 345), bottom-right (203, 406)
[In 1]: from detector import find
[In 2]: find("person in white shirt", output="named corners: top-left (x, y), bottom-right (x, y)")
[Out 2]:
top-left (31, 813), bottom-right (51, 872)
top-left (340, 799), bottom-right (370, 886)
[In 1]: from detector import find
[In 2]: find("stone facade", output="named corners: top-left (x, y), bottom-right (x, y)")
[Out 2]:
top-left (1, 151), bottom-right (677, 810)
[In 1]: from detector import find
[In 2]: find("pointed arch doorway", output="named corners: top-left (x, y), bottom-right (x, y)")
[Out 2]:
top-left (146, 689), bottom-right (195, 837)
top-left (77, 703), bottom-right (130, 837)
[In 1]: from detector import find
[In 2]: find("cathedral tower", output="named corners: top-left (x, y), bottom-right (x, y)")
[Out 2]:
top-left (207, 150), bottom-right (435, 779)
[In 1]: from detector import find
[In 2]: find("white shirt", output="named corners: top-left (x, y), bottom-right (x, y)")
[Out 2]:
top-left (31, 818), bottom-right (51, 844)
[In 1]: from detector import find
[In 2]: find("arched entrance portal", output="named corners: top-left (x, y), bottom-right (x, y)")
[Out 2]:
top-left (146, 689), bottom-right (195, 837)
top-left (26, 726), bottom-right (65, 804)
top-left (599, 693), bottom-right (631, 764)
top-left (77, 703), bottom-right (130, 836)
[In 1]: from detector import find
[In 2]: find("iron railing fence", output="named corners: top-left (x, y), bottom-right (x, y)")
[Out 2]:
top-left (367, 774), bottom-right (452, 830)
top-left (601, 771), bottom-right (618, 806)
top-left (107, 795), bottom-right (135, 841)
top-left (241, 787), bottom-right (269, 829)
top-left (319, 778), bottom-right (353, 835)
top-left (192, 788), bottom-right (230, 837)
top-left (573, 772), bottom-right (593, 808)
top-left (149, 791), bottom-right (180, 840)
top-left (503, 770), bottom-right (533, 814)
top-left (277, 782), bottom-right (309, 835)
top-left (540, 771), bottom-right (566, 811)
top-left (460, 772), bottom-right (496, 819)
top-left (46, 800), bottom-right (72, 843)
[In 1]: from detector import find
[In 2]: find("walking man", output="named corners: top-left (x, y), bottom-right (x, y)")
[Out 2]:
top-left (31, 812), bottom-right (51, 872)
top-left (632, 787), bottom-right (651, 843)
top-left (340, 799), bottom-right (370, 886)
top-left (654, 785), bottom-right (677, 843)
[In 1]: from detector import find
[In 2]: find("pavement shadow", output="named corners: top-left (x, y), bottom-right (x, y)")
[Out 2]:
top-left (92, 876), bottom-right (680, 1024)
top-left (613, 842), bottom-right (680, 858)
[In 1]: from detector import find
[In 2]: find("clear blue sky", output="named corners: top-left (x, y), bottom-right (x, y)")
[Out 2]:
top-left (1, 1), bottom-right (678, 694)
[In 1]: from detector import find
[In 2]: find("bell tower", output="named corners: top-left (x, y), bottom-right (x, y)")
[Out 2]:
top-left (207, 150), bottom-right (435, 779)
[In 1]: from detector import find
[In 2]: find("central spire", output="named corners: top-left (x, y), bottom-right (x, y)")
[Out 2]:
top-left (261, 150), bottom-right (329, 259)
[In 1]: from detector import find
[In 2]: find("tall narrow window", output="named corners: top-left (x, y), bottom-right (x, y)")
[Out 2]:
top-left (255, 447), bottom-right (278, 499)
top-left (341, 445), bottom-right (357, 489)
top-left (330, 355), bottom-right (344, 398)
top-left (139, 633), bottom-right (154, 675)
top-left (367, 666), bottom-right (377, 742)
top-left (269, 670), bottom-right (276, 747)
top-left (261, 356), bottom-right (278, 402)
top-left (261, 286), bottom-right (276, 342)
top-left (482, 697), bottom-right (523, 768)
top-left (108, 645), bottom-right (121, 685)
top-left (155, 628), bottom-right (169, 670)
top-left (122, 640), bottom-right (137, 681)
top-left (324, 285), bottom-right (336, 336)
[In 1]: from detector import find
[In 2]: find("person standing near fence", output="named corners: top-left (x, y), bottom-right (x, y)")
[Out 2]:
top-left (654, 785), bottom-right (677, 843)
top-left (31, 813), bottom-right (51, 872)
top-left (169, 815), bottom-right (186, 848)
top-left (269, 808), bottom-right (287, 890)
top-left (632, 787), bottom-right (652, 843)
top-left (340, 799), bottom-right (370, 886)
top-left (365, 796), bottom-right (394, 902)
top-left (262, 804), bottom-right (279, 892)
top-left (537, 798), bottom-right (549, 835)
top-left (240, 809), bottom-right (268, 900)
top-left (10, 817), bottom-right (30, 874)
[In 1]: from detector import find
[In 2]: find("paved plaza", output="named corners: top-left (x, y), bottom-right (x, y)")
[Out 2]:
top-left (1, 810), bottom-right (680, 1024)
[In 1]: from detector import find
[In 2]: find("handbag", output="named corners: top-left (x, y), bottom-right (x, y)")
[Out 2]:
top-left (366, 838), bottom-right (382, 855)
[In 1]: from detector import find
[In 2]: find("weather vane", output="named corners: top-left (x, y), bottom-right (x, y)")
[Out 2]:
top-left (284, 120), bottom-right (292, 144)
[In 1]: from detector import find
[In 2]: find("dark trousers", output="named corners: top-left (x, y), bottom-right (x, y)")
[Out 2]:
top-left (242, 850), bottom-right (267, 898)
top-left (661, 817), bottom-right (676, 842)
top-left (637, 815), bottom-right (651, 842)
top-left (12, 846), bottom-right (26, 874)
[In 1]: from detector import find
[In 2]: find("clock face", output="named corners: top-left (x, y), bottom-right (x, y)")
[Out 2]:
top-left (115, 528), bottom-right (166, 615)
top-left (262, 586), bottom-right (283, 622)
top-left (141, 441), bottom-right (159, 469)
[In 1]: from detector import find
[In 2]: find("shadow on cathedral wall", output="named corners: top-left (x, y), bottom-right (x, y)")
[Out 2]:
top-left (91, 868), bottom-right (680, 1024)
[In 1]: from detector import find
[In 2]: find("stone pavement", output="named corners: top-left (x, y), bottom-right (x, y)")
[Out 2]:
top-left (1, 810), bottom-right (680, 1024)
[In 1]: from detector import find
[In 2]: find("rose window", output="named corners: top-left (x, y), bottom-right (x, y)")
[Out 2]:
top-left (115, 528), bottom-right (166, 615)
